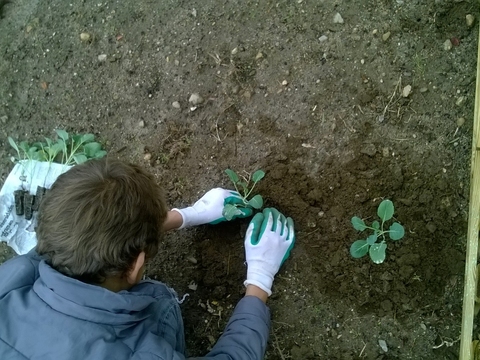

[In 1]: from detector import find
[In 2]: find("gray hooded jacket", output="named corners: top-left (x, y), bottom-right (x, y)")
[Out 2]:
top-left (0, 251), bottom-right (270, 359)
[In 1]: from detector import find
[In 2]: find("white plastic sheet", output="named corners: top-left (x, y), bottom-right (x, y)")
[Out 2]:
top-left (0, 160), bottom-right (70, 254)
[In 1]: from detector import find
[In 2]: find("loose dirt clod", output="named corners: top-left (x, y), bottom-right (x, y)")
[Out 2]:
top-left (80, 32), bottom-right (91, 42)
top-left (189, 93), bottom-right (203, 105)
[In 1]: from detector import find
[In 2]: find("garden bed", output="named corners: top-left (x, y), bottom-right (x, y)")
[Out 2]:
top-left (0, 0), bottom-right (477, 358)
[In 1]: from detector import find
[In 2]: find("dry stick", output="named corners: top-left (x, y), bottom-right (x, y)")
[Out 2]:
top-left (459, 21), bottom-right (480, 360)
top-left (273, 332), bottom-right (287, 360)
top-left (382, 76), bottom-right (402, 119)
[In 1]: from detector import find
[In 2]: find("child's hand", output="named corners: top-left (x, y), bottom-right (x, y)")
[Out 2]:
top-left (172, 188), bottom-right (253, 229)
top-left (243, 208), bottom-right (295, 296)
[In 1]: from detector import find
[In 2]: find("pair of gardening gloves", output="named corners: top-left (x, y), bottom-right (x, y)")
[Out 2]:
top-left (173, 188), bottom-right (295, 296)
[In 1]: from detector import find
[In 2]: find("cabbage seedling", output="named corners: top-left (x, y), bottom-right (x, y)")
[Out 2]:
top-left (350, 199), bottom-right (404, 264)
top-left (222, 168), bottom-right (265, 220)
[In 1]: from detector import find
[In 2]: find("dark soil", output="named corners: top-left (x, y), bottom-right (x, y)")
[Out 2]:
top-left (0, 0), bottom-right (477, 358)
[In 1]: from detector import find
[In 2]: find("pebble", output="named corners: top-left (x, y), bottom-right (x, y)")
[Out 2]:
top-left (138, 120), bottom-right (145, 128)
top-left (186, 256), bottom-right (198, 264)
top-left (172, 101), bottom-right (181, 109)
top-left (419, 87), bottom-right (428, 93)
top-left (402, 85), bottom-right (412, 98)
top-left (189, 93), bottom-right (204, 105)
top-left (0, 115), bottom-right (7, 124)
top-left (80, 32), bottom-right (91, 42)
top-left (98, 54), bottom-right (107, 62)
top-left (333, 13), bottom-right (344, 24)
top-left (466, 14), bottom-right (475, 28)
top-left (231, 47), bottom-right (238, 55)
top-left (361, 143), bottom-right (377, 157)
top-left (443, 39), bottom-right (452, 51)
top-left (382, 32), bottom-right (391, 41)
top-left (378, 340), bottom-right (388, 353)
top-left (457, 117), bottom-right (465, 127)
top-left (255, 51), bottom-right (263, 60)
top-left (319, 35), bottom-right (328, 42)
top-left (282, 80), bottom-right (288, 86)
top-left (144, 153), bottom-right (152, 161)
top-left (456, 96), bottom-right (465, 106)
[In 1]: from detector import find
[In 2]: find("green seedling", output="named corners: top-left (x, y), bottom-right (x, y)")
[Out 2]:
top-left (222, 168), bottom-right (265, 220)
top-left (350, 199), bottom-right (405, 264)
top-left (55, 130), bottom-right (107, 165)
top-left (8, 131), bottom-right (107, 218)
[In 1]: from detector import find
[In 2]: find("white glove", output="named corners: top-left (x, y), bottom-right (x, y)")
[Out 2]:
top-left (244, 208), bottom-right (295, 296)
top-left (172, 188), bottom-right (253, 229)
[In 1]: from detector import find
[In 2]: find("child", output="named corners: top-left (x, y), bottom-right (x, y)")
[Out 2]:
top-left (0, 158), bottom-right (295, 359)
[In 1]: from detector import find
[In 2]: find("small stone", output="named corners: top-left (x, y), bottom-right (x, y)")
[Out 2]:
top-left (186, 256), bottom-right (198, 264)
top-left (361, 143), bottom-right (377, 157)
top-left (333, 13), bottom-right (344, 24)
top-left (466, 14), bottom-right (475, 28)
top-left (382, 32), bottom-right (391, 41)
top-left (443, 39), bottom-right (452, 51)
top-left (456, 96), bottom-right (465, 106)
top-left (378, 340), bottom-right (388, 353)
top-left (419, 87), bottom-right (428, 93)
top-left (457, 117), bottom-right (465, 127)
top-left (282, 80), bottom-right (288, 86)
top-left (318, 35), bottom-right (328, 42)
top-left (26, 25), bottom-right (33, 33)
top-left (255, 51), bottom-right (263, 60)
top-left (188, 283), bottom-right (198, 291)
top-left (98, 54), bottom-right (107, 62)
top-left (80, 32), bottom-right (91, 42)
top-left (189, 93), bottom-right (204, 105)
top-left (402, 85), bottom-right (412, 98)
top-left (0, 115), bottom-right (7, 124)
top-left (426, 223), bottom-right (436, 233)
top-left (138, 120), bottom-right (145, 128)
top-left (172, 101), bottom-right (181, 109)
top-left (231, 47), bottom-right (238, 55)
top-left (144, 153), bottom-right (152, 161)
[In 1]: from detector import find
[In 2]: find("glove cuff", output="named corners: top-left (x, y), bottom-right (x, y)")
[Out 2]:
top-left (171, 207), bottom-right (197, 229)
top-left (244, 267), bottom-right (274, 296)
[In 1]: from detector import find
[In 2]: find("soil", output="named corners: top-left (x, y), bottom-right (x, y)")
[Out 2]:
top-left (0, 0), bottom-right (477, 359)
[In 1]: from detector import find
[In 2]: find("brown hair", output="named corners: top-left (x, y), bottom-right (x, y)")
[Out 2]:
top-left (36, 158), bottom-right (167, 284)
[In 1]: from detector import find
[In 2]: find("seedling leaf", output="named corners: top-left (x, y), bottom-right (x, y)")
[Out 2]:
top-left (369, 243), bottom-right (387, 264)
top-left (223, 203), bottom-right (243, 221)
top-left (351, 216), bottom-right (366, 231)
top-left (237, 181), bottom-right (248, 193)
top-left (389, 222), bottom-right (405, 240)
top-left (55, 129), bottom-right (69, 141)
top-left (367, 234), bottom-right (377, 245)
top-left (350, 240), bottom-right (369, 258)
top-left (84, 142), bottom-right (102, 158)
top-left (248, 194), bottom-right (263, 209)
top-left (81, 134), bottom-right (95, 143)
top-left (377, 199), bottom-right (394, 221)
top-left (8, 137), bottom-right (19, 152)
top-left (225, 169), bottom-right (240, 184)
top-left (94, 150), bottom-right (107, 159)
top-left (372, 220), bottom-right (380, 230)
top-left (73, 154), bottom-right (88, 164)
top-left (252, 170), bottom-right (265, 182)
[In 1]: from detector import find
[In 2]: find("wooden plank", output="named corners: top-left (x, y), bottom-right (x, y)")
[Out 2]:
top-left (459, 21), bottom-right (480, 360)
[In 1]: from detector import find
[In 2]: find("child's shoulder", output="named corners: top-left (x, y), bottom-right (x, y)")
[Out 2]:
top-left (0, 249), bottom-right (41, 294)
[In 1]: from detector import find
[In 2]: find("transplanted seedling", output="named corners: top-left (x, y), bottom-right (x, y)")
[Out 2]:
top-left (222, 168), bottom-right (265, 220)
top-left (350, 199), bottom-right (405, 264)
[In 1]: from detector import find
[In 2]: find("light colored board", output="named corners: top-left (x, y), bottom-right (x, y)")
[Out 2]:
top-left (459, 21), bottom-right (480, 360)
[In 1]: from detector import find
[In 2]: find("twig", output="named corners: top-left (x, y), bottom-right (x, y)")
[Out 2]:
top-left (359, 342), bottom-right (367, 357)
top-left (273, 332), bottom-right (287, 360)
top-left (382, 76), bottom-right (402, 118)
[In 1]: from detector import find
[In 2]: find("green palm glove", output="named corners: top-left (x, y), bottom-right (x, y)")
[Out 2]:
top-left (244, 208), bottom-right (295, 295)
top-left (173, 188), bottom-right (253, 229)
